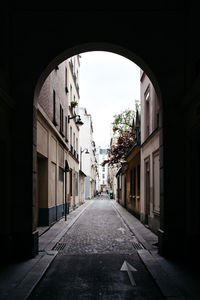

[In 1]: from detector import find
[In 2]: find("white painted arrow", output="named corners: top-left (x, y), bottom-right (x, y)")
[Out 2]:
top-left (120, 260), bottom-right (137, 286)
top-left (117, 227), bottom-right (126, 234)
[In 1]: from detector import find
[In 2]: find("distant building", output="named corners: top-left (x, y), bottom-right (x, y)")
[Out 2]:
top-left (107, 137), bottom-right (118, 199)
top-left (96, 147), bottom-right (109, 192)
top-left (79, 107), bottom-right (97, 199)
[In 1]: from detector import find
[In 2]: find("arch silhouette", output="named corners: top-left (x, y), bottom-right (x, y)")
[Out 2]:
top-left (33, 41), bottom-right (164, 243)
top-left (34, 42), bottom-right (162, 106)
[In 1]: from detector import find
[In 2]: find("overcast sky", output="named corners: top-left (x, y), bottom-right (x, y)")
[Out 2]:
top-left (79, 51), bottom-right (140, 148)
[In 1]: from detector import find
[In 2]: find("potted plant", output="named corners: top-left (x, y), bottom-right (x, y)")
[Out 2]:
top-left (71, 101), bottom-right (78, 108)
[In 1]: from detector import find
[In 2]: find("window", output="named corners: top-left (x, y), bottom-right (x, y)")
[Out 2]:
top-left (153, 151), bottom-right (160, 213)
top-left (100, 149), bottom-right (108, 155)
top-left (76, 137), bottom-right (78, 154)
top-left (152, 89), bottom-right (159, 131)
top-left (133, 167), bottom-right (136, 196)
top-left (65, 68), bottom-right (68, 93)
top-left (70, 85), bottom-right (72, 103)
top-left (130, 168), bottom-right (136, 196)
top-left (60, 104), bottom-right (64, 134)
top-left (53, 90), bottom-right (57, 125)
top-left (145, 91), bottom-right (150, 101)
top-left (144, 86), bottom-right (150, 137)
top-left (137, 165), bottom-right (140, 196)
top-left (59, 167), bottom-right (64, 182)
top-left (70, 126), bottom-right (72, 146)
top-left (73, 96), bottom-right (76, 114)
top-left (102, 174), bottom-right (105, 179)
top-left (73, 133), bottom-right (75, 152)
top-left (130, 169), bottom-right (133, 195)
top-left (75, 171), bottom-right (78, 196)
top-left (70, 169), bottom-right (72, 196)
top-left (156, 112), bottom-right (159, 129)
top-left (65, 116), bottom-right (68, 142)
top-left (145, 158), bottom-right (150, 218)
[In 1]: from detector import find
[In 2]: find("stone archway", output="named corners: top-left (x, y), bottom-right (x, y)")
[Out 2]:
top-left (2, 8), bottom-right (190, 262)
top-left (33, 42), bottom-right (164, 254)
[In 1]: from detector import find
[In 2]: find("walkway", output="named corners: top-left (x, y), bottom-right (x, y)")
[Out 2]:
top-left (0, 194), bottom-right (199, 299)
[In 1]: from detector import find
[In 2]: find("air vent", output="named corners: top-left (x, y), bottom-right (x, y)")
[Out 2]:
top-left (52, 242), bottom-right (66, 251)
top-left (132, 241), bottom-right (144, 250)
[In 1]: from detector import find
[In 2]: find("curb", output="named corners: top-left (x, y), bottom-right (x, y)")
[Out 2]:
top-left (112, 200), bottom-right (186, 299)
top-left (44, 200), bottom-right (94, 251)
top-left (6, 251), bottom-right (57, 300)
top-left (111, 200), bottom-right (155, 250)
top-left (5, 200), bottom-right (94, 300)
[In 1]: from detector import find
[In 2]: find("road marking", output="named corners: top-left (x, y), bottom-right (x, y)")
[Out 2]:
top-left (117, 227), bottom-right (126, 234)
top-left (120, 260), bottom-right (137, 286)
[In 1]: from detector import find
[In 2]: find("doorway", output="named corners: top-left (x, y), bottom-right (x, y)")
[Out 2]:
top-left (37, 156), bottom-right (48, 226)
top-left (145, 158), bottom-right (150, 225)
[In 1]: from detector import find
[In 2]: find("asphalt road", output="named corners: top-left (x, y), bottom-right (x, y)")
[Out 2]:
top-left (29, 196), bottom-right (164, 299)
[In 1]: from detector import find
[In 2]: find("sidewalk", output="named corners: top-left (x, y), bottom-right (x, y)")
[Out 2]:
top-left (112, 200), bottom-right (200, 300)
top-left (0, 200), bottom-right (93, 300)
top-left (0, 198), bottom-right (200, 299)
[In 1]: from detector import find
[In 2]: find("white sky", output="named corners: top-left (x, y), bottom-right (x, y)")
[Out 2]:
top-left (79, 51), bottom-right (140, 148)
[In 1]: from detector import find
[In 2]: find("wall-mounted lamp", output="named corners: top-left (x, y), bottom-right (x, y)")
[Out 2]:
top-left (68, 114), bottom-right (84, 126)
top-left (81, 148), bottom-right (89, 154)
top-left (80, 148), bottom-right (89, 170)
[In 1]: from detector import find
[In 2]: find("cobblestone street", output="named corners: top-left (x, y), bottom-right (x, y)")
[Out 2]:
top-left (30, 195), bottom-right (164, 300)
top-left (59, 196), bottom-right (140, 255)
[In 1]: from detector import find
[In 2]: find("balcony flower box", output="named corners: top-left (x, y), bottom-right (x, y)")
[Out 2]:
top-left (71, 101), bottom-right (78, 108)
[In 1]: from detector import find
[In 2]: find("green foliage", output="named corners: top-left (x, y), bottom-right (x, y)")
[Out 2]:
top-left (112, 109), bottom-right (135, 136)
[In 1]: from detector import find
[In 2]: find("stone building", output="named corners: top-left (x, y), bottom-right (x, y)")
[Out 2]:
top-left (36, 55), bottom-right (82, 227)
top-left (140, 71), bottom-right (160, 233)
top-left (124, 110), bottom-right (141, 218)
top-left (96, 147), bottom-right (109, 192)
top-left (79, 107), bottom-right (97, 199)
top-left (107, 137), bottom-right (118, 199)
top-left (114, 109), bottom-right (141, 214)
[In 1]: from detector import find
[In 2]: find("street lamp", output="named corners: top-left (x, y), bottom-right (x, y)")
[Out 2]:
top-left (80, 147), bottom-right (89, 171)
top-left (68, 114), bottom-right (84, 126)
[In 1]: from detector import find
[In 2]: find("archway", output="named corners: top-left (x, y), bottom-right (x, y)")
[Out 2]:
top-left (33, 42), bottom-right (164, 254)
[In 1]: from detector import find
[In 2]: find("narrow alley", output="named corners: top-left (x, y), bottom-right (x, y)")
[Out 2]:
top-left (1, 194), bottom-right (199, 300)
top-left (30, 193), bottom-right (164, 300)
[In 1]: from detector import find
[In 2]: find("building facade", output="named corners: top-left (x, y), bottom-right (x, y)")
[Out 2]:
top-left (124, 110), bottom-right (141, 218)
top-left (96, 147), bottom-right (109, 192)
top-left (36, 55), bottom-right (82, 227)
top-left (114, 109), bottom-right (141, 215)
top-left (140, 71), bottom-right (160, 233)
top-left (79, 107), bottom-right (97, 199)
top-left (107, 137), bottom-right (119, 199)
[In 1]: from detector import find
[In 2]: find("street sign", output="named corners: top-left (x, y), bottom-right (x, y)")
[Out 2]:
top-left (120, 260), bottom-right (137, 286)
